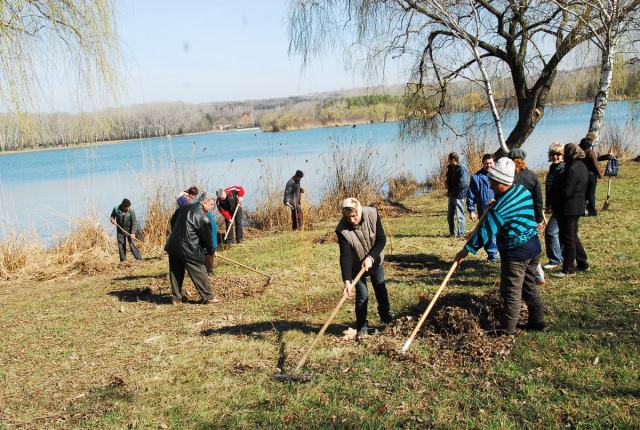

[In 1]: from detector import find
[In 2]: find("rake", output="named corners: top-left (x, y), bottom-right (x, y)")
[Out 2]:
top-left (273, 267), bottom-right (366, 382)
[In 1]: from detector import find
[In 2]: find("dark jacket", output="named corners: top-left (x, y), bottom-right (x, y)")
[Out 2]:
top-left (545, 162), bottom-right (565, 210)
top-left (467, 168), bottom-right (494, 215)
top-left (111, 205), bottom-right (139, 235)
top-left (514, 169), bottom-right (544, 223)
top-left (164, 203), bottom-right (214, 264)
top-left (283, 176), bottom-right (302, 206)
top-left (445, 164), bottom-right (469, 198)
top-left (581, 148), bottom-right (602, 179)
top-left (552, 159), bottom-right (588, 216)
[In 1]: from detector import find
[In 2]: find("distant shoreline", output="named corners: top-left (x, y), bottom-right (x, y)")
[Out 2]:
top-left (0, 128), bottom-right (240, 156)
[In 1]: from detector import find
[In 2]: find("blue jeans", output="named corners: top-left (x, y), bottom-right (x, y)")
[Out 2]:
top-left (447, 197), bottom-right (466, 237)
top-left (544, 214), bottom-right (563, 265)
top-left (354, 265), bottom-right (390, 330)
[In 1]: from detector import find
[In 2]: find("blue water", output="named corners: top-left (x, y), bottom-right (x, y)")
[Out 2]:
top-left (0, 100), bottom-right (636, 239)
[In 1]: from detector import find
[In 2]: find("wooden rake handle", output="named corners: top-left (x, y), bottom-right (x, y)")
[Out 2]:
top-left (223, 204), bottom-right (241, 242)
top-left (292, 267), bottom-right (367, 374)
top-left (104, 213), bottom-right (132, 239)
top-left (399, 201), bottom-right (494, 354)
top-left (214, 253), bottom-right (271, 279)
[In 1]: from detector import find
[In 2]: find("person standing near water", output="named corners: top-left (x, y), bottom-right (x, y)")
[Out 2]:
top-left (284, 170), bottom-right (305, 231)
top-left (110, 198), bottom-right (143, 263)
top-left (445, 152), bottom-right (469, 238)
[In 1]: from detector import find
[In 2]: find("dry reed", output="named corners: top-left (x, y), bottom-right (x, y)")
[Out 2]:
top-left (317, 139), bottom-right (389, 213)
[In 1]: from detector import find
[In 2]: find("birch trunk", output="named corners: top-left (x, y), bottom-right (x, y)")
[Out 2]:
top-left (589, 37), bottom-right (620, 135)
top-left (473, 45), bottom-right (508, 153)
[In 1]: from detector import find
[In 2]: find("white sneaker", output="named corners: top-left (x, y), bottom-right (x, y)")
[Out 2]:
top-left (543, 263), bottom-right (560, 270)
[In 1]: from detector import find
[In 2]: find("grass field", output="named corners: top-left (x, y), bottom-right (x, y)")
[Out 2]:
top-left (1, 162), bottom-right (639, 429)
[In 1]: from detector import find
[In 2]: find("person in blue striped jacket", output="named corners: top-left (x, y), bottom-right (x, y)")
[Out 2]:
top-left (454, 157), bottom-right (546, 335)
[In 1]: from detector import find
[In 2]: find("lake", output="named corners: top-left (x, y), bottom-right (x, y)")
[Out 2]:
top-left (0, 100), bottom-right (637, 240)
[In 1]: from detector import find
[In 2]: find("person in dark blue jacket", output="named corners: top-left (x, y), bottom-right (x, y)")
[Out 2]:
top-left (445, 152), bottom-right (469, 237)
top-left (467, 153), bottom-right (498, 262)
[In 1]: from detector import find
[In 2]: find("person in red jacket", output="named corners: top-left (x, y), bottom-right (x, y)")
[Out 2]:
top-left (216, 185), bottom-right (244, 245)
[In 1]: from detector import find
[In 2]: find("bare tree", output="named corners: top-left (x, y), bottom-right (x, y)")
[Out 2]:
top-left (288, 0), bottom-right (610, 151)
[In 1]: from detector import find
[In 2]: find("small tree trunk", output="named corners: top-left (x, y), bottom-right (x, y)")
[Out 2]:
top-left (589, 37), bottom-right (620, 135)
top-left (473, 45), bottom-right (508, 153)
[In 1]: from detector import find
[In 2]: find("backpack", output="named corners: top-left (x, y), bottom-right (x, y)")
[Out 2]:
top-left (604, 156), bottom-right (619, 177)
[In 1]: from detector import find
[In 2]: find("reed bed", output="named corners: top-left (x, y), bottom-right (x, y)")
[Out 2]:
top-left (0, 215), bottom-right (115, 281)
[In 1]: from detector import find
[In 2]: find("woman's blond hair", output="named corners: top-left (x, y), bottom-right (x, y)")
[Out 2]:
top-left (548, 142), bottom-right (564, 161)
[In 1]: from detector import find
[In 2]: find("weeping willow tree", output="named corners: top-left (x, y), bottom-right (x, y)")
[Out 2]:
top-left (0, 0), bottom-right (122, 148)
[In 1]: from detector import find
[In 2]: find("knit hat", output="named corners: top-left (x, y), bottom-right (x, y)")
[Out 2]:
top-left (488, 158), bottom-right (515, 186)
top-left (121, 198), bottom-right (131, 208)
top-left (564, 143), bottom-right (585, 161)
top-left (295, 170), bottom-right (304, 178)
top-left (341, 197), bottom-right (362, 220)
top-left (215, 189), bottom-right (224, 198)
top-left (508, 148), bottom-right (527, 160)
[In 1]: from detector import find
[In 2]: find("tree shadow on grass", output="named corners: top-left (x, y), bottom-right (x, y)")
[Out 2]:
top-left (112, 273), bottom-right (166, 281)
top-left (202, 320), bottom-right (344, 372)
top-left (386, 254), bottom-right (499, 286)
top-left (108, 287), bottom-right (168, 304)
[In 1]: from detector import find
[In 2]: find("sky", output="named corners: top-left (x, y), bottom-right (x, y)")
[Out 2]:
top-left (116, 0), bottom-right (387, 106)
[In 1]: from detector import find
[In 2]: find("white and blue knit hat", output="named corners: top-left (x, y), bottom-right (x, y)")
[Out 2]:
top-left (488, 157), bottom-right (515, 186)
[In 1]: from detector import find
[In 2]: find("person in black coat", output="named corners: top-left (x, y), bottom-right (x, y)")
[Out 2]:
top-left (552, 143), bottom-right (590, 277)
top-left (165, 192), bottom-right (222, 305)
top-left (509, 148), bottom-right (545, 285)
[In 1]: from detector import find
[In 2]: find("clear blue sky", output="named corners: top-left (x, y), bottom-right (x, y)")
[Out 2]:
top-left (118, 0), bottom-right (384, 105)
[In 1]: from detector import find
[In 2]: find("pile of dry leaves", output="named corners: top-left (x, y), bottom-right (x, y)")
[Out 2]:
top-left (374, 290), bottom-right (522, 368)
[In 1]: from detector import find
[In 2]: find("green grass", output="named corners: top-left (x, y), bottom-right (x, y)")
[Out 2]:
top-left (1, 163), bottom-right (639, 428)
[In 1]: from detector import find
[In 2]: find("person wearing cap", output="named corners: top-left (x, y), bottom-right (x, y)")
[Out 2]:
top-left (165, 192), bottom-right (222, 305)
top-left (216, 185), bottom-right (244, 245)
top-left (466, 153), bottom-right (499, 262)
top-left (445, 152), bottom-right (469, 238)
top-left (177, 186), bottom-right (199, 206)
top-left (543, 142), bottom-right (565, 270)
top-left (552, 143), bottom-right (590, 277)
top-left (454, 158), bottom-right (546, 335)
top-left (336, 197), bottom-right (392, 338)
top-left (508, 148), bottom-right (545, 285)
top-left (110, 198), bottom-right (143, 263)
top-left (578, 134), bottom-right (615, 217)
top-left (283, 170), bottom-right (305, 231)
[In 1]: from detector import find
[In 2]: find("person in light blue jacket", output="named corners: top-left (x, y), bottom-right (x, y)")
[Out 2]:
top-left (467, 153), bottom-right (498, 262)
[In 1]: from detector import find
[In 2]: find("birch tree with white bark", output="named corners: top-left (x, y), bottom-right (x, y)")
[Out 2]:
top-left (287, 0), bottom-right (616, 151)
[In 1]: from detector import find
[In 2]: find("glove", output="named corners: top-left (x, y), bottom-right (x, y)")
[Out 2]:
top-left (205, 254), bottom-right (214, 273)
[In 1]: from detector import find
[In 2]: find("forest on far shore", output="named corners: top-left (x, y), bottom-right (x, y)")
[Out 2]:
top-left (2, 60), bottom-right (639, 151)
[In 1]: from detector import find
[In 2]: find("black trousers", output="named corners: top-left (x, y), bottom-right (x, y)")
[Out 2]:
top-left (585, 174), bottom-right (598, 216)
top-left (290, 204), bottom-right (302, 230)
top-left (168, 255), bottom-right (214, 302)
top-left (117, 233), bottom-right (142, 262)
top-left (558, 214), bottom-right (589, 274)
top-left (500, 253), bottom-right (544, 334)
top-left (224, 206), bottom-right (243, 243)
top-left (353, 265), bottom-right (391, 330)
